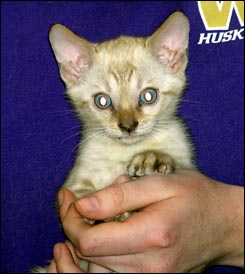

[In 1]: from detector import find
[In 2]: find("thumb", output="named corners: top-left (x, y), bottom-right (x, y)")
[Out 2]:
top-left (74, 174), bottom-right (176, 220)
top-left (53, 243), bottom-right (84, 273)
top-left (57, 188), bottom-right (76, 221)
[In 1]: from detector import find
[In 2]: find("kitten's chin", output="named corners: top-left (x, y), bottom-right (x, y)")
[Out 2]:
top-left (116, 135), bottom-right (143, 145)
top-left (106, 128), bottom-right (151, 144)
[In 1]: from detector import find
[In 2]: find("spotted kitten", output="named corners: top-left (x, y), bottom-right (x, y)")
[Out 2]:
top-left (32, 11), bottom-right (195, 272)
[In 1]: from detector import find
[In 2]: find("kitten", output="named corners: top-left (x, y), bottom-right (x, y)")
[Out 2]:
top-left (33, 11), bottom-right (195, 272)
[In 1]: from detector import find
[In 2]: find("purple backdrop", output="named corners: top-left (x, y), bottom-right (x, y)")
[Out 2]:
top-left (2, 2), bottom-right (244, 273)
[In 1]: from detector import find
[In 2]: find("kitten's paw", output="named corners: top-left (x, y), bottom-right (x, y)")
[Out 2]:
top-left (83, 217), bottom-right (96, 225)
top-left (104, 211), bottom-right (135, 222)
top-left (127, 151), bottom-right (174, 177)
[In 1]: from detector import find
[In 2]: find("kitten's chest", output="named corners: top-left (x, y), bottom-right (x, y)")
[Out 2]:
top-left (66, 124), bottom-right (192, 193)
top-left (81, 139), bottom-right (135, 172)
top-left (73, 137), bottom-right (155, 189)
top-left (77, 130), bottom-right (180, 174)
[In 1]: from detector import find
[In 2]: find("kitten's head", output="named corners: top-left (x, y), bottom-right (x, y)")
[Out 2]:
top-left (49, 12), bottom-right (189, 144)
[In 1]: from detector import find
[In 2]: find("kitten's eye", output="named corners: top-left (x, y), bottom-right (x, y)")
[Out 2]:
top-left (94, 93), bottom-right (112, 109)
top-left (139, 88), bottom-right (158, 105)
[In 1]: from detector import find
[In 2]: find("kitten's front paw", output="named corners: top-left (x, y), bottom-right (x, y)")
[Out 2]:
top-left (127, 151), bottom-right (174, 177)
top-left (104, 211), bottom-right (135, 222)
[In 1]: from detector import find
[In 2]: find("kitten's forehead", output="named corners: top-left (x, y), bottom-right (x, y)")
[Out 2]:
top-left (107, 62), bottom-right (137, 86)
top-left (93, 36), bottom-right (149, 96)
top-left (96, 36), bottom-right (147, 55)
top-left (95, 36), bottom-right (147, 69)
top-left (106, 63), bottom-right (140, 107)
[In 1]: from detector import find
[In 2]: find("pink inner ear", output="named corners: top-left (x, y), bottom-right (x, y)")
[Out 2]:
top-left (150, 12), bottom-right (189, 72)
top-left (60, 62), bottom-right (81, 84)
top-left (76, 54), bottom-right (91, 71)
top-left (154, 26), bottom-right (188, 56)
top-left (55, 43), bottom-right (82, 64)
top-left (60, 53), bottom-right (91, 85)
top-left (50, 24), bottom-right (93, 85)
top-left (158, 45), bottom-right (187, 73)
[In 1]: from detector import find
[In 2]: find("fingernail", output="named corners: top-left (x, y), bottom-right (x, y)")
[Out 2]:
top-left (53, 244), bottom-right (61, 260)
top-left (77, 196), bottom-right (99, 212)
top-left (58, 191), bottom-right (64, 207)
top-left (114, 175), bottom-right (131, 184)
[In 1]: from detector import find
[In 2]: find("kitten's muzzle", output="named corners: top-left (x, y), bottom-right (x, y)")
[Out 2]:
top-left (118, 120), bottom-right (138, 133)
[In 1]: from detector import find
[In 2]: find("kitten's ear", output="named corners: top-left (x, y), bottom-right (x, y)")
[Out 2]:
top-left (49, 24), bottom-right (93, 86)
top-left (148, 12), bottom-right (189, 73)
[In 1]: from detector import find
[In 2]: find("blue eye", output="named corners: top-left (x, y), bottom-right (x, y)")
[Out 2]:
top-left (94, 93), bottom-right (112, 109)
top-left (139, 88), bottom-right (158, 105)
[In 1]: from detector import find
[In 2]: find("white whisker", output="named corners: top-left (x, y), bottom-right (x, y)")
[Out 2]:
top-left (182, 99), bottom-right (200, 104)
top-left (55, 142), bottom-right (80, 172)
top-left (63, 125), bottom-right (82, 133)
top-left (46, 109), bottom-right (74, 114)
top-left (59, 131), bottom-right (81, 146)
top-left (46, 109), bottom-right (75, 117)
top-left (56, 130), bottom-right (106, 172)
top-left (79, 130), bottom-right (106, 146)
top-left (81, 128), bottom-right (106, 136)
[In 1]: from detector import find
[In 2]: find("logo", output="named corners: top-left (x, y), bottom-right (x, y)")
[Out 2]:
top-left (197, 1), bottom-right (244, 44)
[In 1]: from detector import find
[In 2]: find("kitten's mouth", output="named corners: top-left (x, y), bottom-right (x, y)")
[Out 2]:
top-left (106, 130), bottom-right (144, 144)
top-left (117, 134), bottom-right (144, 144)
top-left (107, 124), bottom-right (153, 144)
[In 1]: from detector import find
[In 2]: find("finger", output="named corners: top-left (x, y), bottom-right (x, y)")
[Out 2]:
top-left (74, 202), bottom-right (175, 257)
top-left (112, 174), bottom-right (131, 185)
top-left (74, 174), bottom-right (176, 220)
top-left (57, 188), bottom-right (76, 221)
top-left (88, 263), bottom-right (112, 273)
top-left (46, 259), bottom-right (57, 273)
top-left (58, 176), bottom-right (130, 223)
top-left (65, 241), bottom-right (84, 265)
top-left (61, 201), bottom-right (92, 248)
top-left (53, 243), bottom-right (84, 273)
top-left (62, 171), bottom-right (193, 257)
top-left (81, 250), bottom-right (153, 273)
top-left (62, 204), bottom-right (153, 257)
top-left (61, 177), bottom-right (170, 256)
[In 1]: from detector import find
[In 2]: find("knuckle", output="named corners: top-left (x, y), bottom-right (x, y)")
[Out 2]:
top-left (114, 174), bottom-right (130, 184)
top-left (61, 203), bottom-right (73, 228)
top-left (62, 219), bottom-right (71, 238)
top-left (146, 227), bottom-right (177, 248)
top-left (108, 184), bottom-right (126, 208)
top-left (78, 234), bottom-right (98, 256)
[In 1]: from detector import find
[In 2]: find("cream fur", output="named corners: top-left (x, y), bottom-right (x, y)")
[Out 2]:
top-left (32, 11), bottom-right (195, 273)
top-left (50, 12), bottom-right (194, 197)
top-left (54, 12), bottom-right (195, 197)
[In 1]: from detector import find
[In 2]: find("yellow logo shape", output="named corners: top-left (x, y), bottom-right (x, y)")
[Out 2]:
top-left (198, 1), bottom-right (244, 30)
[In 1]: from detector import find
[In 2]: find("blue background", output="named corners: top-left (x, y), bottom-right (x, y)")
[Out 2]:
top-left (1, 1), bottom-right (244, 273)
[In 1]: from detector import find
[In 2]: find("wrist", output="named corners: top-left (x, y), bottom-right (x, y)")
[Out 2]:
top-left (213, 183), bottom-right (244, 268)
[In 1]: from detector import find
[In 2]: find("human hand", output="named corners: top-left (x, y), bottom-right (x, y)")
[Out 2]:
top-left (46, 241), bottom-right (111, 273)
top-left (53, 170), bottom-right (244, 272)
top-left (46, 240), bottom-right (82, 273)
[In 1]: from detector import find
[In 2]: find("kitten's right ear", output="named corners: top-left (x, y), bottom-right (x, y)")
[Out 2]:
top-left (148, 12), bottom-right (189, 73)
top-left (49, 24), bottom-right (93, 86)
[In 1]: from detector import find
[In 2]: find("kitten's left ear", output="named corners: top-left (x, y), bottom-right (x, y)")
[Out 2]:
top-left (49, 24), bottom-right (94, 87)
top-left (148, 12), bottom-right (190, 73)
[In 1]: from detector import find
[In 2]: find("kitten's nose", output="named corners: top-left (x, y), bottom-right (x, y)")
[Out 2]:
top-left (118, 120), bottom-right (138, 133)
